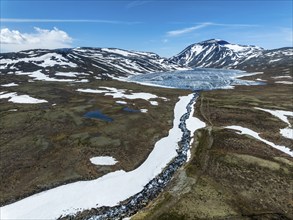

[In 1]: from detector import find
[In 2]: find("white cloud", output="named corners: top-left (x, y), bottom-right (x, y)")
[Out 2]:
top-left (167, 23), bottom-right (211, 37)
top-left (0, 27), bottom-right (73, 52)
top-left (0, 18), bottom-right (140, 25)
top-left (126, 1), bottom-right (151, 9)
top-left (167, 22), bottom-right (258, 37)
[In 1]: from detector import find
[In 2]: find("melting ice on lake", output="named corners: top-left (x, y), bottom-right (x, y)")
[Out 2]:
top-left (128, 68), bottom-right (264, 90)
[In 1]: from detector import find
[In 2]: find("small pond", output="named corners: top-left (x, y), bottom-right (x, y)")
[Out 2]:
top-left (123, 107), bottom-right (141, 113)
top-left (84, 110), bottom-right (113, 122)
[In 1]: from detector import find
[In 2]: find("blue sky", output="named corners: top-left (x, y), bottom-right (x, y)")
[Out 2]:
top-left (0, 0), bottom-right (292, 57)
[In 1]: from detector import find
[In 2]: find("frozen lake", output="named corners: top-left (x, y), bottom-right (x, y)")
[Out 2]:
top-left (128, 68), bottom-right (263, 90)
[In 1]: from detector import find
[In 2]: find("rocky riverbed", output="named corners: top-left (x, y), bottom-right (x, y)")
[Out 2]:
top-left (62, 93), bottom-right (200, 220)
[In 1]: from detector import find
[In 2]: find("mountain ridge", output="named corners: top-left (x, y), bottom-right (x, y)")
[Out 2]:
top-left (1, 39), bottom-right (292, 79)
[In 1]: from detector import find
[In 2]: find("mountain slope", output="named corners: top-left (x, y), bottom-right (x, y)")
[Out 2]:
top-left (1, 40), bottom-right (292, 82)
top-left (0, 47), bottom-right (184, 80)
top-left (169, 39), bottom-right (293, 70)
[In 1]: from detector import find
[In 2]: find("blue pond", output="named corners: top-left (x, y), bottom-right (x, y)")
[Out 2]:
top-left (123, 107), bottom-right (141, 113)
top-left (84, 110), bottom-right (113, 122)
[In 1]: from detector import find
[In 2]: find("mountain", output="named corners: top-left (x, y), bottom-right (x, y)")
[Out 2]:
top-left (169, 39), bottom-right (293, 70)
top-left (0, 47), bottom-right (184, 80)
top-left (1, 40), bottom-right (292, 82)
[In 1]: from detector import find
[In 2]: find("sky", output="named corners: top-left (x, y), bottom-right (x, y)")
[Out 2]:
top-left (0, 0), bottom-right (292, 57)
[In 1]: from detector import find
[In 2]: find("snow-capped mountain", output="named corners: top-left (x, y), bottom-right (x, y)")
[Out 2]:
top-left (0, 47), bottom-right (184, 80)
top-left (0, 39), bottom-right (292, 82)
top-left (169, 39), bottom-right (264, 68)
top-left (169, 39), bottom-right (293, 70)
top-left (238, 47), bottom-right (293, 69)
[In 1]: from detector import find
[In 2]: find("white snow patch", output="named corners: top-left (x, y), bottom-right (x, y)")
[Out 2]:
top-left (185, 98), bottom-right (206, 162)
top-left (0, 92), bottom-right (48, 104)
top-left (150, 101), bottom-right (158, 106)
top-left (225, 44), bottom-right (246, 52)
top-left (55, 72), bottom-right (88, 77)
top-left (225, 125), bottom-right (292, 157)
top-left (1, 83), bottom-right (19, 87)
top-left (0, 94), bottom-right (198, 219)
top-left (254, 107), bottom-right (293, 140)
top-left (0, 53), bottom-right (77, 69)
top-left (90, 156), bottom-right (117, 166)
top-left (275, 81), bottom-right (293, 85)
top-left (15, 70), bottom-right (88, 83)
top-left (116, 100), bottom-right (127, 105)
top-left (101, 48), bottom-right (135, 57)
top-left (254, 107), bottom-right (293, 125)
top-left (140, 109), bottom-right (148, 113)
top-left (272, 76), bottom-right (292, 79)
top-left (77, 87), bottom-right (166, 105)
top-left (269, 58), bottom-right (282, 63)
top-left (280, 128), bottom-right (293, 140)
top-left (76, 88), bottom-right (109, 94)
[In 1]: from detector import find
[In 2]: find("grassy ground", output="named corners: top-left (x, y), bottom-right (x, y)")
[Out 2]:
top-left (0, 76), bottom-right (189, 205)
top-left (1, 67), bottom-right (292, 219)
top-left (132, 82), bottom-right (293, 219)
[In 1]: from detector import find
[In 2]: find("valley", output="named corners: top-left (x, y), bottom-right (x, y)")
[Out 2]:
top-left (0, 39), bottom-right (292, 219)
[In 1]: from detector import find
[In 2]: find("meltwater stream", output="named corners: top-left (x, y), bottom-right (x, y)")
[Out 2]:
top-left (80, 94), bottom-right (200, 220)
top-left (73, 69), bottom-right (263, 219)
top-left (79, 69), bottom-right (263, 219)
